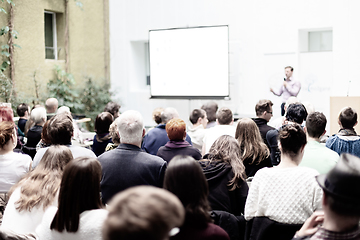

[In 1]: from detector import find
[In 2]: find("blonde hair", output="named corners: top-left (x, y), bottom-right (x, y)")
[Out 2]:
top-left (235, 118), bottom-right (269, 165)
top-left (9, 145), bottom-right (73, 212)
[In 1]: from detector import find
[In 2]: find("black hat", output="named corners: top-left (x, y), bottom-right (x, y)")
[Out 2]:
top-left (316, 153), bottom-right (360, 204)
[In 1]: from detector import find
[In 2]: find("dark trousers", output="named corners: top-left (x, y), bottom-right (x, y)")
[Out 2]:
top-left (281, 102), bottom-right (285, 116)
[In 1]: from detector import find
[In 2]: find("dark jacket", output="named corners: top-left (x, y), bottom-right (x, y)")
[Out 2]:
top-left (157, 140), bottom-right (202, 163)
top-left (18, 119), bottom-right (27, 133)
top-left (92, 133), bottom-right (112, 156)
top-left (266, 129), bottom-right (280, 166)
top-left (243, 156), bottom-right (273, 178)
top-left (200, 160), bottom-right (248, 216)
top-left (252, 118), bottom-right (274, 149)
top-left (98, 143), bottom-right (167, 204)
top-left (25, 125), bottom-right (42, 148)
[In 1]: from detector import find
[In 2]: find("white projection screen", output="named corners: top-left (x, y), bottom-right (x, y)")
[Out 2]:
top-left (149, 25), bottom-right (229, 98)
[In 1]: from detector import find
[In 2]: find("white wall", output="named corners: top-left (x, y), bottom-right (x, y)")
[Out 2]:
top-left (109, 0), bottom-right (360, 130)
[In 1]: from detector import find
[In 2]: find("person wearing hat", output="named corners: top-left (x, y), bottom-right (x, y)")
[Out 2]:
top-left (293, 153), bottom-right (360, 240)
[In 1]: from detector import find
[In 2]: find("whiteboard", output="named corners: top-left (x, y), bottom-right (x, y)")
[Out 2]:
top-left (149, 26), bottom-right (229, 98)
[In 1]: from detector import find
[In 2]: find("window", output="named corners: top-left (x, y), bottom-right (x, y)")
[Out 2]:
top-left (44, 11), bottom-right (57, 59)
top-left (308, 31), bottom-right (332, 52)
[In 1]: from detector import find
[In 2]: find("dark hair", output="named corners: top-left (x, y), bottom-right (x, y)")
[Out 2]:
top-left (166, 118), bottom-right (186, 141)
top-left (152, 108), bottom-right (164, 125)
top-left (216, 107), bottom-right (233, 125)
top-left (50, 157), bottom-right (102, 232)
top-left (324, 192), bottom-right (360, 217)
top-left (189, 109), bottom-right (206, 125)
top-left (104, 102), bottom-right (121, 118)
top-left (255, 99), bottom-right (273, 116)
top-left (285, 103), bottom-right (308, 124)
top-left (95, 112), bottom-right (114, 135)
top-left (0, 121), bottom-right (15, 148)
top-left (306, 112), bottom-right (327, 138)
top-left (164, 156), bottom-right (212, 228)
top-left (285, 66), bottom-right (293, 71)
top-left (16, 103), bottom-right (29, 117)
top-left (201, 102), bottom-right (218, 122)
top-left (41, 120), bottom-right (51, 145)
top-left (339, 107), bottom-right (357, 129)
top-left (279, 124), bottom-right (306, 157)
top-left (48, 113), bottom-right (74, 145)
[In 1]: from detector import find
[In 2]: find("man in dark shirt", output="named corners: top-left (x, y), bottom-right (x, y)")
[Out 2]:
top-left (16, 103), bottom-right (30, 133)
top-left (252, 99), bottom-right (274, 149)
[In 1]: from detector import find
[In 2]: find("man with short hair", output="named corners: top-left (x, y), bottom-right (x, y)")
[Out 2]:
top-left (293, 153), bottom-right (360, 240)
top-left (300, 112), bottom-right (338, 174)
top-left (104, 101), bottom-right (121, 119)
top-left (99, 110), bottom-right (167, 204)
top-left (201, 101), bottom-right (218, 129)
top-left (187, 109), bottom-right (208, 152)
top-left (326, 107), bottom-right (360, 158)
top-left (16, 103), bottom-right (30, 133)
top-left (252, 99), bottom-right (275, 148)
top-left (32, 112), bottom-right (96, 168)
top-left (202, 107), bottom-right (235, 155)
top-left (45, 98), bottom-right (58, 120)
top-left (141, 107), bottom-right (192, 155)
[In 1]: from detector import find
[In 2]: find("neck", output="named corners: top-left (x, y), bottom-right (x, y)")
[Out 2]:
top-left (192, 123), bottom-right (201, 128)
top-left (307, 135), bottom-right (320, 143)
top-left (277, 153), bottom-right (300, 168)
top-left (322, 210), bottom-right (360, 233)
top-left (123, 142), bottom-right (141, 148)
top-left (0, 143), bottom-right (14, 155)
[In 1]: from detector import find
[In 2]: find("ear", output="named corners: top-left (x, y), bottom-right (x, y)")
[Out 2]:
top-left (197, 117), bottom-right (202, 125)
top-left (321, 130), bottom-right (326, 137)
top-left (183, 131), bottom-right (187, 140)
top-left (300, 144), bottom-right (305, 153)
top-left (142, 128), bottom-right (146, 138)
top-left (355, 121), bottom-right (358, 127)
top-left (303, 126), bottom-right (307, 133)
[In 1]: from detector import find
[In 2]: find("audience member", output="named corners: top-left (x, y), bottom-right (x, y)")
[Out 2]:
top-left (36, 157), bottom-right (108, 240)
top-left (98, 110), bottom-right (167, 204)
top-left (268, 96), bottom-right (298, 129)
top-left (152, 107), bottom-right (164, 125)
top-left (245, 124), bottom-right (322, 224)
top-left (23, 107), bottom-right (46, 158)
top-left (45, 98), bottom-right (58, 120)
top-left (0, 105), bottom-right (23, 149)
top-left (16, 103), bottom-right (30, 133)
top-left (201, 101), bottom-right (218, 129)
top-left (104, 102), bottom-right (120, 119)
top-left (252, 99), bottom-right (275, 149)
top-left (105, 121), bottom-right (120, 151)
top-left (188, 109), bottom-right (208, 152)
top-left (164, 156), bottom-right (230, 240)
top-left (142, 107), bottom-right (192, 155)
top-left (235, 118), bottom-right (272, 178)
top-left (102, 186), bottom-right (184, 240)
top-left (300, 112), bottom-right (338, 174)
top-left (292, 153), bottom-right (360, 240)
top-left (2, 146), bottom-right (73, 234)
top-left (266, 103), bottom-right (307, 165)
top-left (200, 135), bottom-right (248, 216)
top-left (32, 113), bottom-right (96, 168)
top-left (202, 107), bottom-right (235, 155)
top-left (35, 120), bottom-right (51, 151)
top-left (157, 118), bottom-right (201, 163)
top-left (92, 112), bottom-right (113, 156)
top-left (326, 107), bottom-right (360, 158)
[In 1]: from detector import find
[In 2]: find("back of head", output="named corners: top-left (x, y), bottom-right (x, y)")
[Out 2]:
top-left (339, 107), bottom-right (357, 129)
top-left (255, 99), bottom-right (273, 117)
top-left (48, 112), bottom-right (74, 145)
top-left (117, 110), bottom-right (143, 144)
top-left (161, 107), bottom-right (179, 124)
top-left (285, 103), bottom-right (308, 124)
top-left (30, 107), bottom-right (47, 125)
top-left (152, 107), bottom-right (164, 125)
top-left (104, 102), bottom-right (121, 119)
top-left (0, 121), bottom-right (15, 148)
top-left (51, 157), bottom-right (102, 232)
top-left (201, 102), bottom-right (218, 122)
top-left (102, 186), bottom-right (184, 240)
top-left (284, 96), bottom-right (298, 110)
top-left (16, 103), bottom-right (29, 117)
top-left (95, 112), bottom-right (114, 135)
top-left (108, 121), bottom-right (120, 145)
top-left (166, 118), bottom-right (186, 141)
top-left (164, 156), bottom-right (211, 227)
top-left (279, 124), bottom-right (306, 157)
top-left (216, 107), bottom-right (233, 125)
top-left (0, 106), bottom-right (14, 122)
top-left (41, 120), bottom-right (51, 145)
top-left (38, 145), bottom-right (73, 172)
top-left (45, 98), bottom-right (58, 113)
top-left (189, 109), bottom-right (206, 125)
top-left (306, 112), bottom-right (327, 139)
top-left (57, 106), bottom-right (71, 115)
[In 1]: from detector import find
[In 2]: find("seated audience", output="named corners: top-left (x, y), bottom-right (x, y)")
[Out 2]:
top-left (164, 155), bottom-right (230, 240)
top-left (326, 107), bottom-right (360, 158)
top-left (201, 101), bottom-right (218, 129)
top-left (200, 135), bottom-right (248, 216)
top-left (36, 157), bottom-right (108, 239)
top-left (35, 120), bottom-right (51, 151)
top-left (252, 99), bottom-right (274, 149)
top-left (104, 102), bottom-right (121, 119)
top-left (105, 121), bottom-right (120, 151)
top-left (235, 118), bottom-right (272, 177)
top-left (32, 113), bottom-right (96, 168)
top-left (16, 103), bottom-right (30, 133)
top-left (0, 121), bottom-right (32, 192)
top-left (187, 109), bottom-right (208, 152)
top-left (0, 105), bottom-right (23, 149)
top-left (245, 124), bottom-right (322, 225)
top-left (157, 118), bottom-right (201, 163)
top-left (293, 153), bottom-right (360, 240)
top-left (2, 145), bottom-right (73, 234)
top-left (152, 107), bottom-right (164, 125)
top-left (92, 112), bottom-right (113, 156)
top-left (300, 112), bottom-right (338, 174)
top-left (202, 107), bottom-right (236, 155)
top-left (23, 107), bottom-right (46, 158)
top-left (102, 186), bottom-right (184, 240)
top-left (45, 98), bottom-right (58, 120)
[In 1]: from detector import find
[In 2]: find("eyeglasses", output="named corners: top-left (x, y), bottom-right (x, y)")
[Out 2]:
top-left (268, 111), bottom-right (273, 114)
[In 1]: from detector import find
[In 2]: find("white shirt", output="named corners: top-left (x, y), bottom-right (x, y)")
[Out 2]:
top-left (203, 125), bottom-right (236, 154)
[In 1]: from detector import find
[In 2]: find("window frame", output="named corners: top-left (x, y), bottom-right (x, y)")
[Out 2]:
top-left (44, 11), bottom-right (58, 60)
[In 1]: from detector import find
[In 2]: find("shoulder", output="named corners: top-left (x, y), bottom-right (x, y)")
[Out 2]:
top-left (206, 223), bottom-right (230, 239)
top-left (69, 146), bottom-right (97, 158)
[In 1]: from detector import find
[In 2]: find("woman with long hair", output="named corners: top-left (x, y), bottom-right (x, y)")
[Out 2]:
top-left (200, 135), bottom-right (248, 216)
top-left (244, 124), bottom-right (323, 224)
top-left (2, 145), bottom-right (73, 234)
top-left (235, 118), bottom-right (272, 177)
top-left (164, 156), bottom-right (229, 240)
top-left (36, 157), bottom-right (108, 240)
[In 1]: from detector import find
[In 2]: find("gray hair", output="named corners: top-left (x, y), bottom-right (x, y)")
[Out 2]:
top-left (161, 107), bottom-right (179, 124)
top-left (117, 110), bottom-right (144, 144)
top-left (30, 107), bottom-right (47, 124)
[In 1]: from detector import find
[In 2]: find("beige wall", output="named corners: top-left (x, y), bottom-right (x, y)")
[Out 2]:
top-left (0, 0), bottom-right (109, 103)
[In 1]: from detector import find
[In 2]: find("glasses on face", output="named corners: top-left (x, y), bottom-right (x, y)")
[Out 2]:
top-left (268, 111), bottom-right (273, 115)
